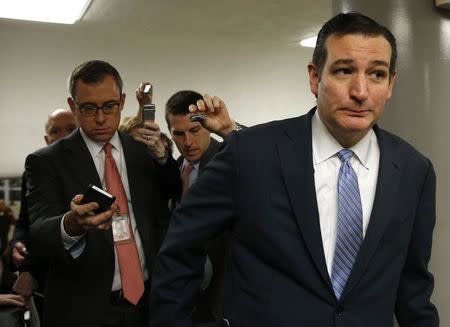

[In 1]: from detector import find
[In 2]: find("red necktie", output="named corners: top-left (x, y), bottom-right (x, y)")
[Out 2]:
top-left (104, 143), bottom-right (144, 305)
top-left (181, 162), bottom-right (194, 195)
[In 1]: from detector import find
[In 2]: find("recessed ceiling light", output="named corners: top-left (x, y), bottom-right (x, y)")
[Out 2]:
top-left (300, 36), bottom-right (317, 48)
top-left (0, 0), bottom-right (92, 24)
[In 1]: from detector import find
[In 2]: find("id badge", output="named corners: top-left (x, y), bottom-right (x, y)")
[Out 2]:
top-left (112, 215), bottom-right (131, 242)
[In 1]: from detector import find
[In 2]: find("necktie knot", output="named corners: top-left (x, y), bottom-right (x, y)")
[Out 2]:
top-left (337, 149), bottom-right (353, 163)
top-left (182, 162), bottom-right (194, 176)
top-left (104, 143), bottom-right (113, 157)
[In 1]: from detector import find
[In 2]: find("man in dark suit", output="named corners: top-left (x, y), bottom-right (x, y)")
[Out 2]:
top-left (9, 109), bottom-right (78, 319)
top-left (25, 60), bottom-right (180, 327)
top-left (12, 109), bottom-right (78, 269)
top-left (164, 90), bottom-right (241, 326)
top-left (150, 13), bottom-right (439, 327)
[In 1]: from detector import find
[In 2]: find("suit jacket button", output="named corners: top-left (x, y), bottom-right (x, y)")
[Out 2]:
top-left (336, 306), bottom-right (344, 318)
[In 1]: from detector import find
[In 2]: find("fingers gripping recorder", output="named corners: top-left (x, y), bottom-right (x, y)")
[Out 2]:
top-left (189, 111), bottom-right (205, 123)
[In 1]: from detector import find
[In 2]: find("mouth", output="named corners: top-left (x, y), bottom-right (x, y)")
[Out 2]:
top-left (94, 128), bottom-right (111, 134)
top-left (341, 108), bottom-right (371, 117)
top-left (184, 149), bottom-right (198, 156)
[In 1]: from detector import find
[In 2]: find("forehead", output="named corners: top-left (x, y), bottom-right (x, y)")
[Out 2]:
top-left (325, 34), bottom-right (392, 66)
top-left (168, 113), bottom-right (202, 131)
top-left (48, 113), bottom-right (76, 127)
top-left (74, 75), bottom-right (121, 102)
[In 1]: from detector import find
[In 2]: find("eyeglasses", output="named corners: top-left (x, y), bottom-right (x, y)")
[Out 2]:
top-left (75, 101), bottom-right (121, 117)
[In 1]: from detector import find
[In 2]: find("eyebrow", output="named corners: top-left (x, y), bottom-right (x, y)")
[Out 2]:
top-left (331, 59), bottom-right (390, 68)
top-left (78, 99), bottom-right (120, 106)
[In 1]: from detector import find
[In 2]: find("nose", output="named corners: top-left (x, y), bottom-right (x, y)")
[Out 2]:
top-left (184, 133), bottom-right (193, 147)
top-left (350, 74), bottom-right (369, 103)
top-left (95, 109), bottom-right (107, 124)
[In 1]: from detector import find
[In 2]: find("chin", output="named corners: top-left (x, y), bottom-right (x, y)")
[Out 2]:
top-left (183, 153), bottom-right (199, 162)
top-left (186, 156), bottom-right (199, 162)
top-left (340, 117), bottom-right (373, 131)
top-left (91, 134), bottom-right (113, 143)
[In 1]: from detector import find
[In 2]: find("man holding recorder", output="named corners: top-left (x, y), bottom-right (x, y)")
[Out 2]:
top-left (25, 60), bottom-right (181, 327)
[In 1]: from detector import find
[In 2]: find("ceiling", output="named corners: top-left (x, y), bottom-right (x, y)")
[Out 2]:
top-left (80, 0), bottom-right (332, 44)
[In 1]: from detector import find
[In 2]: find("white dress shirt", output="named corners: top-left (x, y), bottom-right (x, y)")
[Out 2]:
top-left (61, 129), bottom-right (148, 291)
top-left (311, 112), bottom-right (380, 276)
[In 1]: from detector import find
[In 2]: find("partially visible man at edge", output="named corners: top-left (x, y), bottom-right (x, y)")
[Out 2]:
top-left (9, 108), bottom-right (78, 314)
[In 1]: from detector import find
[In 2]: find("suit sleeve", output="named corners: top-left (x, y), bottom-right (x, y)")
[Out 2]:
top-left (395, 159), bottom-right (439, 326)
top-left (150, 134), bottom-right (238, 327)
top-left (25, 152), bottom-right (74, 265)
top-left (8, 173), bottom-right (31, 271)
top-left (154, 153), bottom-right (182, 202)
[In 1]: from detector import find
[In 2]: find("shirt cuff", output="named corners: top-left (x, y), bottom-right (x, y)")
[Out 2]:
top-left (60, 213), bottom-right (86, 258)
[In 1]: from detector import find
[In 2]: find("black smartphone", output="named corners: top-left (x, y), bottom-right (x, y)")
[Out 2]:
top-left (142, 104), bottom-right (156, 122)
top-left (79, 184), bottom-right (116, 214)
top-left (190, 112), bottom-right (205, 122)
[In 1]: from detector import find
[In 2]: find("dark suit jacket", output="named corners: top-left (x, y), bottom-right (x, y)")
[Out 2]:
top-left (10, 173), bottom-right (29, 253)
top-left (25, 129), bottom-right (181, 327)
top-left (8, 172), bottom-right (46, 289)
top-left (176, 137), bottom-right (230, 323)
top-left (150, 109), bottom-right (439, 327)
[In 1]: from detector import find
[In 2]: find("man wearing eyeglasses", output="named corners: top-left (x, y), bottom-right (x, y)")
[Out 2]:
top-left (25, 60), bottom-right (181, 327)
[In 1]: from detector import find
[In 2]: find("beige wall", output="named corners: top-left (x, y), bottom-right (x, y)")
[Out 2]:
top-left (0, 2), bottom-right (330, 176)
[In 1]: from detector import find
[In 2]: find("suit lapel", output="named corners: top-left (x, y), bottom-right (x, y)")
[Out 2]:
top-left (278, 109), bottom-right (331, 287)
top-left (341, 127), bottom-right (400, 300)
top-left (63, 129), bottom-right (114, 256)
top-left (62, 129), bottom-right (102, 191)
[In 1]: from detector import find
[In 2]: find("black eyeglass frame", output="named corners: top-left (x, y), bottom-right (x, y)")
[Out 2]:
top-left (74, 99), bottom-right (122, 116)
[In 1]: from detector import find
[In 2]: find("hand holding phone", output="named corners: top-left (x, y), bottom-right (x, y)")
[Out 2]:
top-left (79, 184), bottom-right (116, 214)
top-left (142, 104), bottom-right (156, 122)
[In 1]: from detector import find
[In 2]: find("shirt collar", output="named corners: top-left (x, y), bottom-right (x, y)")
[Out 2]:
top-left (181, 159), bottom-right (199, 172)
top-left (311, 111), bottom-right (375, 169)
top-left (80, 128), bottom-right (121, 158)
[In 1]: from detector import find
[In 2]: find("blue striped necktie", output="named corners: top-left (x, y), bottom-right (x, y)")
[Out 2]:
top-left (331, 149), bottom-right (363, 300)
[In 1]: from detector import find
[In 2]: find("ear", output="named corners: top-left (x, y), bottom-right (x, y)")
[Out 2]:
top-left (67, 97), bottom-right (77, 114)
top-left (44, 134), bottom-right (50, 145)
top-left (119, 93), bottom-right (126, 111)
top-left (308, 63), bottom-right (320, 98)
top-left (386, 71), bottom-right (397, 100)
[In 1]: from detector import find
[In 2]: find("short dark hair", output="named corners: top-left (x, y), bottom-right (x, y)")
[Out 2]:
top-left (312, 12), bottom-right (397, 77)
top-left (68, 60), bottom-right (123, 99)
top-left (165, 90), bottom-right (203, 128)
